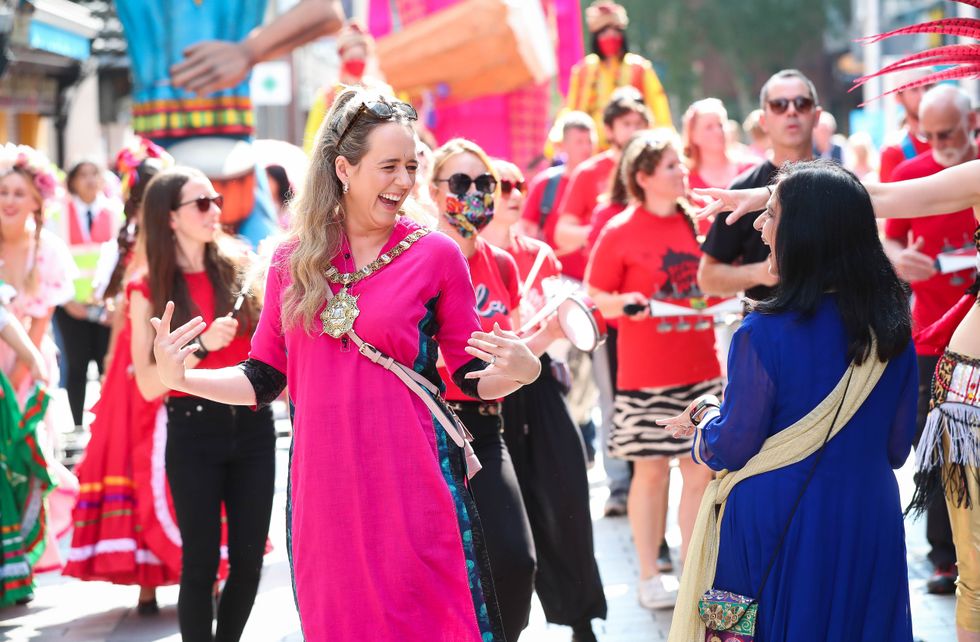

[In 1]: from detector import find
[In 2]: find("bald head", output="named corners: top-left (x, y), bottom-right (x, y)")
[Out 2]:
top-left (918, 84), bottom-right (977, 167)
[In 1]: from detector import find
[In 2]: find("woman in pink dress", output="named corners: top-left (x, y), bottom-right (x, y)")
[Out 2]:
top-left (148, 87), bottom-right (541, 641)
top-left (0, 145), bottom-right (79, 578)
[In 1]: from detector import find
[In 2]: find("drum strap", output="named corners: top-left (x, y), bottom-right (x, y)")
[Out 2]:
top-left (344, 327), bottom-right (483, 479)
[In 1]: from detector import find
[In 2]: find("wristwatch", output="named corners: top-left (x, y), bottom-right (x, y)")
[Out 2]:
top-left (690, 396), bottom-right (721, 425)
top-left (193, 338), bottom-right (210, 360)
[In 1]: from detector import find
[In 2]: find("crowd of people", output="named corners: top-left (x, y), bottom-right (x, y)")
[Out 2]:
top-left (0, 1), bottom-right (978, 642)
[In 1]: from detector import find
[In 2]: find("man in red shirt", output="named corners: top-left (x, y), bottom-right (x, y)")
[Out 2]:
top-left (879, 74), bottom-right (934, 183)
top-left (520, 111), bottom-right (596, 248)
top-left (553, 87), bottom-right (651, 282)
top-left (885, 84), bottom-right (978, 597)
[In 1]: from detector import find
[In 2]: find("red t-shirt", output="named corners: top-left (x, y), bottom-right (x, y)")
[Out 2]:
top-left (879, 131), bottom-right (930, 183)
top-left (555, 150), bottom-right (617, 281)
top-left (134, 272), bottom-right (251, 398)
top-left (588, 201), bottom-right (627, 252)
top-left (520, 166), bottom-right (569, 252)
top-left (885, 151), bottom-right (978, 350)
top-left (439, 238), bottom-right (521, 401)
top-left (587, 206), bottom-right (721, 389)
top-left (505, 233), bottom-right (561, 321)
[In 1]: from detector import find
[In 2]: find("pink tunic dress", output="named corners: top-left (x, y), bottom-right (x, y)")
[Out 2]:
top-left (249, 218), bottom-right (501, 641)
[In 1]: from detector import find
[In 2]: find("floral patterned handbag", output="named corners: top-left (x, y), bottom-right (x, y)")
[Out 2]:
top-left (697, 374), bottom-right (851, 642)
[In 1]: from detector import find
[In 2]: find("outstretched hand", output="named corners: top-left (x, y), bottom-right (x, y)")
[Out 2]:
top-left (149, 301), bottom-right (206, 390)
top-left (692, 186), bottom-right (771, 226)
top-left (170, 41), bottom-right (253, 96)
top-left (464, 323), bottom-right (541, 385)
top-left (654, 399), bottom-right (699, 439)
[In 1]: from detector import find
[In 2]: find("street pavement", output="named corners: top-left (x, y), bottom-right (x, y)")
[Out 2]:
top-left (0, 406), bottom-right (956, 641)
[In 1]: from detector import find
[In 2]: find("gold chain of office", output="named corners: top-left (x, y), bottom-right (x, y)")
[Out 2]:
top-left (324, 228), bottom-right (430, 287)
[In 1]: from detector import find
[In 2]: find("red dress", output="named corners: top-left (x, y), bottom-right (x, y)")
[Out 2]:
top-left (65, 280), bottom-right (230, 585)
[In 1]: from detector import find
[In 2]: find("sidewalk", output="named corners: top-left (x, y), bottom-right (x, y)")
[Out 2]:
top-left (0, 438), bottom-right (956, 641)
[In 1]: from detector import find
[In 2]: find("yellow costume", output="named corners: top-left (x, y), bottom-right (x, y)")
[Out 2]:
top-left (562, 52), bottom-right (672, 149)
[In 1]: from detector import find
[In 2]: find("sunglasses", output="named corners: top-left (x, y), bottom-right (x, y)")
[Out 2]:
top-left (335, 98), bottom-right (419, 147)
top-left (177, 194), bottom-right (223, 213)
top-left (766, 96), bottom-right (815, 115)
top-left (500, 179), bottom-right (526, 195)
top-left (436, 173), bottom-right (497, 196)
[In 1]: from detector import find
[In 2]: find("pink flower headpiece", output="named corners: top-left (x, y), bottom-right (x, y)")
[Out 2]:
top-left (0, 143), bottom-right (63, 202)
top-left (115, 136), bottom-right (174, 203)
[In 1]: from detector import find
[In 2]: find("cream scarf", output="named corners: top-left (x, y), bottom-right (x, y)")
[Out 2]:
top-left (668, 352), bottom-right (888, 641)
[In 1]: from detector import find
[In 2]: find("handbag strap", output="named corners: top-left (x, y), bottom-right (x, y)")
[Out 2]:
top-left (345, 328), bottom-right (483, 479)
top-left (755, 368), bottom-right (854, 598)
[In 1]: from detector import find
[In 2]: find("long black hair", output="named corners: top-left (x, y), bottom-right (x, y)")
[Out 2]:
top-left (755, 160), bottom-right (911, 365)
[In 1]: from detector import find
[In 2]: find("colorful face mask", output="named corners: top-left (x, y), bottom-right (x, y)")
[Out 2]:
top-left (444, 192), bottom-right (494, 238)
top-left (341, 58), bottom-right (367, 79)
top-left (597, 32), bottom-right (624, 58)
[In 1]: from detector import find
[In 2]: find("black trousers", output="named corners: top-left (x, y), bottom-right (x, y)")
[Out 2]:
top-left (502, 355), bottom-right (607, 627)
top-left (165, 397), bottom-right (276, 642)
top-left (53, 306), bottom-right (109, 426)
top-left (461, 408), bottom-right (536, 642)
top-left (915, 354), bottom-right (956, 569)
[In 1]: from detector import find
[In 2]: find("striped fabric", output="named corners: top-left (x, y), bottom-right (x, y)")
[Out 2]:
top-left (610, 378), bottom-right (724, 460)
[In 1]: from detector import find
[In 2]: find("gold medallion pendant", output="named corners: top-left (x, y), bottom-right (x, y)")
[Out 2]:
top-left (320, 287), bottom-right (360, 338)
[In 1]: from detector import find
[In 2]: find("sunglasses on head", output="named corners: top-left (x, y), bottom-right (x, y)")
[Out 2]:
top-left (437, 173), bottom-right (497, 196)
top-left (766, 96), bottom-right (815, 115)
top-left (177, 194), bottom-right (223, 213)
top-left (500, 179), bottom-right (526, 195)
top-left (335, 98), bottom-right (419, 147)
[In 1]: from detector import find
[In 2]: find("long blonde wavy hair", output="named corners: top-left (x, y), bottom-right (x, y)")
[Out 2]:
top-left (283, 86), bottom-right (417, 332)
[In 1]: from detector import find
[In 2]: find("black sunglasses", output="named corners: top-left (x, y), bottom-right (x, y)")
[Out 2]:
top-left (766, 96), bottom-right (815, 115)
top-left (177, 194), bottom-right (223, 213)
top-left (500, 179), bottom-right (526, 195)
top-left (335, 99), bottom-right (419, 147)
top-left (436, 173), bottom-right (497, 196)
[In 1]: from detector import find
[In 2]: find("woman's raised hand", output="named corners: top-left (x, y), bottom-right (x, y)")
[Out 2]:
top-left (150, 301), bottom-right (206, 390)
top-left (464, 323), bottom-right (542, 385)
top-left (692, 186), bottom-right (771, 225)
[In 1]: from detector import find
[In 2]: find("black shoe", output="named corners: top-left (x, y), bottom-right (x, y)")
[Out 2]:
top-left (603, 493), bottom-right (627, 517)
top-left (926, 565), bottom-right (956, 595)
top-left (571, 621), bottom-right (598, 642)
top-left (137, 599), bottom-right (160, 616)
top-left (656, 539), bottom-right (673, 574)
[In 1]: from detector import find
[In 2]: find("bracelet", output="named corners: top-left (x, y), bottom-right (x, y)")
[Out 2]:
top-left (193, 338), bottom-right (210, 360)
top-left (690, 397), bottom-right (721, 424)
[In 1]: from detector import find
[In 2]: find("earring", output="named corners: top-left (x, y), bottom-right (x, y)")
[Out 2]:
top-left (342, 182), bottom-right (349, 194)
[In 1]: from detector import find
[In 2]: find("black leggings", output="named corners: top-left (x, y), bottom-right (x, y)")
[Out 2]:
top-left (165, 397), bottom-right (276, 642)
top-left (460, 408), bottom-right (536, 642)
top-left (53, 306), bottom-right (109, 426)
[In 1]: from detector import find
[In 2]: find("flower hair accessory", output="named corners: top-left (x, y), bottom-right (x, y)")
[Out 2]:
top-left (0, 143), bottom-right (63, 202)
top-left (115, 137), bottom-right (174, 202)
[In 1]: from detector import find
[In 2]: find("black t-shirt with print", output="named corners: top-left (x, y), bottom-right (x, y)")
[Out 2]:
top-left (700, 160), bottom-right (779, 301)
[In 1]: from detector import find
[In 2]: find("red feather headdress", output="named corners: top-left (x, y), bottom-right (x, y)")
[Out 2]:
top-left (852, 0), bottom-right (980, 99)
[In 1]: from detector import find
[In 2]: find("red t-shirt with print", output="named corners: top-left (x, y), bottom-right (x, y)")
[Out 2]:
top-left (439, 238), bottom-right (521, 401)
top-left (587, 206), bottom-right (721, 390)
top-left (884, 151), bottom-right (978, 351)
top-left (555, 150), bottom-right (617, 281)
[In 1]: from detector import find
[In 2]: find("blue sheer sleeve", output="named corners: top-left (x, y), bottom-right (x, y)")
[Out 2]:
top-left (696, 321), bottom-right (777, 471)
top-left (887, 346), bottom-right (918, 469)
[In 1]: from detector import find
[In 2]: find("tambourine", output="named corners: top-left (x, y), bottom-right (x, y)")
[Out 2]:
top-left (557, 294), bottom-right (607, 352)
top-left (623, 297), bottom-right (743, 332)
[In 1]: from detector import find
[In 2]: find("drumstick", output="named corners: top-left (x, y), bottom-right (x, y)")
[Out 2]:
top-left (517, 281), bottom-right (578, 334)
top-left (519, 246), bottom-right (549, 297)
top-left (230, 271), bottom-right (259, 318)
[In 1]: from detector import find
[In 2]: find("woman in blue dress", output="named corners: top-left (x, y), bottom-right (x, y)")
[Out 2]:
top-left (662, 160), bottom-right (917, 641)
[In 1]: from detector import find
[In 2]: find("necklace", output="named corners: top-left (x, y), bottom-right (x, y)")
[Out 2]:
top-left (320, 228), bottom-right (430, 338)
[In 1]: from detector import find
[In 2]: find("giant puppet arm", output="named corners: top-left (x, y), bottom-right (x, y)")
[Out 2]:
top-left (170, 0), bottom-right (345, 96)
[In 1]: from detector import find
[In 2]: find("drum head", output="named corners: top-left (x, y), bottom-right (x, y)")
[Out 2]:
top-left (558, 296), bottom-right (606, 352)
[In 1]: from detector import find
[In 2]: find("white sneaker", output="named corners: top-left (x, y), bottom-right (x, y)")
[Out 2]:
top-left (637, 575), bottom-right (677, 610)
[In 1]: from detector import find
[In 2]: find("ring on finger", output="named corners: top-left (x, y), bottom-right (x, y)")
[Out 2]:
top-left (488, 355), bottom-right (496, 367)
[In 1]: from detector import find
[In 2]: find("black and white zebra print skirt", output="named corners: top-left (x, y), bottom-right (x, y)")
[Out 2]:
top-left (609, 378), bottom-right (724, 460)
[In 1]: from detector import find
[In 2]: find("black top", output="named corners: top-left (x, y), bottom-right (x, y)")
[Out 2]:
top-left (700, 160), bottom-right (779, 301)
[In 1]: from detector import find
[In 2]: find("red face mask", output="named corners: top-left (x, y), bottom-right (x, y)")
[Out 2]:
top-left (597, 32), bottom-right (624, 58)
top-left (342, 58), bottom-right (367, 79)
